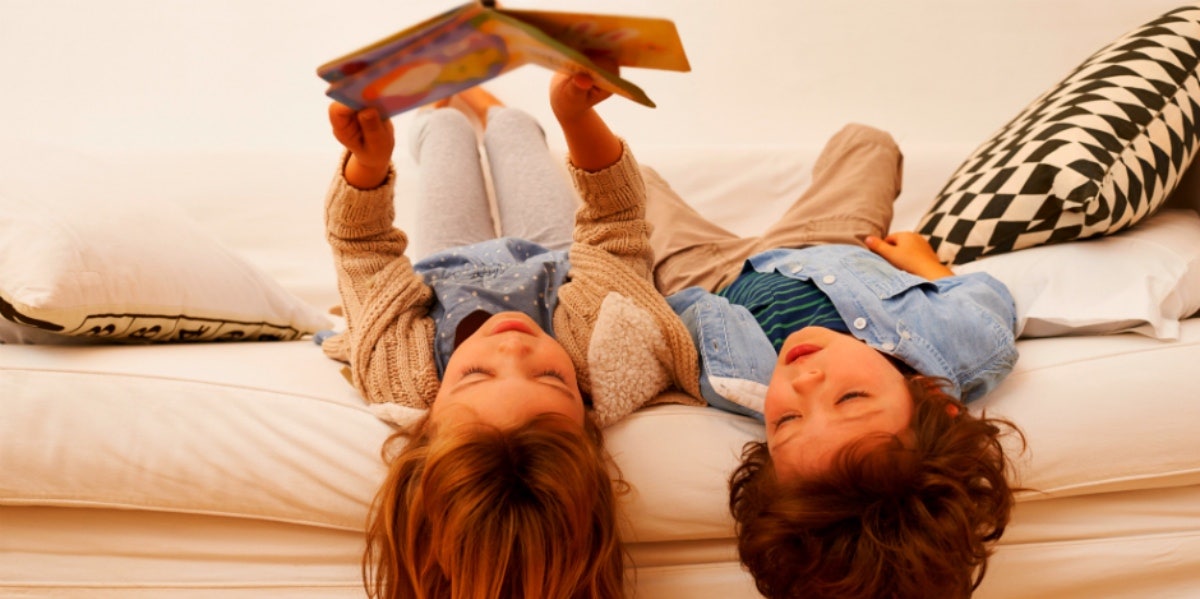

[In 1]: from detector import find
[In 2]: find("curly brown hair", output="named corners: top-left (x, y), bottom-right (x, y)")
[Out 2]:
top-left (363, 413), bottom-right (626, 599)
top-left (729, 376), bottom-right (1023, 599)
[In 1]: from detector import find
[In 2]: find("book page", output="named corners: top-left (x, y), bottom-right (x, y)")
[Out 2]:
top-left (482, 11), bottom-right (655, 107)
top-left (324, 10), bottom-right (521, 115)
top-left (317, 3), bottom-right (482, 83)
top-left (319, 3), bottom-right (681, 116)
top-left (501, 9), bottom-right (690, 72)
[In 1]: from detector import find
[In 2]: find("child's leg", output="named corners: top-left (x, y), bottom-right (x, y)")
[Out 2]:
top-left (643, 165), bottom-right (759, 294)
top-left (483, 107), bottom-right (577, 252)
top-left (407, 108), bottom-right (496, 259)
top-left (753, 124), bottom-right (901, 254)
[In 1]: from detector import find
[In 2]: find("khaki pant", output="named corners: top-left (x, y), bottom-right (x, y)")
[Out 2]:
top-left (644, 124), bottom-right (904, 295)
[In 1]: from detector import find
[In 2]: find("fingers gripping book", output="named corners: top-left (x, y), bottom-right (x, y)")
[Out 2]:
top-left (317, 0), bottom-right (690, 117)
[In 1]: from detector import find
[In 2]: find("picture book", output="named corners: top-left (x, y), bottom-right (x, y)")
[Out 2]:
top-left (317, 0), bottom-right (690, 117)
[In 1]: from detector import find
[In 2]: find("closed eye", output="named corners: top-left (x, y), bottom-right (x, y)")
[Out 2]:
top-left (462, 365), bottom-right (493, 377)
top-left (461, 366), bottom-right (568, 385)
top-left (837, 391), bottom-right (868, 404)
top-left (539, 369), bottom-right (567, 383)
top-left (773, 413), bottom-right (800, 429)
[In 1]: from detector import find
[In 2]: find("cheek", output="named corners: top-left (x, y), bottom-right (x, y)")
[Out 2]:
top-left (439, 351), bottom-right (471, 382)
top-left (566, 402), bottom-right (587, 426)
top-left (430, 387), bottom-right (456, 412)
top-left (763, 426), bottom-right (784, 454)
top-left (763, 370), bottom-right (794, 412)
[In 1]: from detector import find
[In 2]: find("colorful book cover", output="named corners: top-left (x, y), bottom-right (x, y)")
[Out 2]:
top-left (316, 1), bottom-right (690, 117)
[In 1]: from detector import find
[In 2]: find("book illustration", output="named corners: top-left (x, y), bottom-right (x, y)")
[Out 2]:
top-left (326, 23), bottom-right (512, 117)
top-left (317, 4), bottom-right (479, 84)
top-left (317, 2), bottom-right (689, 117)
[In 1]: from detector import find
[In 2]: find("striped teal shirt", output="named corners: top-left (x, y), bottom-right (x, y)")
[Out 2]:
top-left (717, 270), bottom-right (849, 352)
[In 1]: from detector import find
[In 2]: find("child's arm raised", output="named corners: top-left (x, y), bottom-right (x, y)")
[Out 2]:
top-left (550, 66), bottom-right (624, 172)
top-left (324, 102), bottom-right (439, 409)
top-left (324, 102), bottom-right (409, 289)
top-left (548, 65), bottom-right (654, 279)
top-left (547, 67), bottom-right (705, 416)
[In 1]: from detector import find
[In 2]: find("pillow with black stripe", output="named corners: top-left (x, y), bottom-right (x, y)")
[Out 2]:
top-left (917, 4), bottom-right (1200, 265)
top-left (0, 190), bottom-right (331, 344)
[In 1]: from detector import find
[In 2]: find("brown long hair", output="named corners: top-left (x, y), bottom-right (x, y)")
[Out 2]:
top-left (729, 376), bottom-right (1024, 599)
top-left (364, 413), bottom-right (625, 599)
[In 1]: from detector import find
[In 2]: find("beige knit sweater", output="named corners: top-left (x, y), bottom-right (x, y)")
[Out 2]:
top-left (323, 143), bottom-right (702, 427)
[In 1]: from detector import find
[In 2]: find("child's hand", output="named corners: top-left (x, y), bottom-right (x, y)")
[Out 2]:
top-left (329, 102), bottom-right (394, 189)
top-left (550, 58), bottom-right (618, 124)
top-left (864, 232), bottom-right (955, 280)
top-left (550, 57), bottom-right (624, 172)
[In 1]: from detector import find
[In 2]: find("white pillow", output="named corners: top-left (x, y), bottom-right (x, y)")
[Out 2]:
top-left (0, 190), bottom-right (331, 343)
top-left (954, 209), bottom-right (1200, 340)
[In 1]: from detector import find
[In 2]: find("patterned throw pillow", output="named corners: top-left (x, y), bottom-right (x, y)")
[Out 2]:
top-left (0, 192), bottom-right (331, 344)
top-left (918, 4), bottom-right (1200, 265)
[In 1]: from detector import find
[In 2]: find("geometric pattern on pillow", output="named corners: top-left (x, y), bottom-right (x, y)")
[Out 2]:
top-left (918, 5), bottom-right (1200, 265)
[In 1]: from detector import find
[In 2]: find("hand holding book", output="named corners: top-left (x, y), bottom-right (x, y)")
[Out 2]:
top-left (317, 0), bottom-right (690, 118)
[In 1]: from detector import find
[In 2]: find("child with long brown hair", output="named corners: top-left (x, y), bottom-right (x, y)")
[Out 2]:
top-left (640, 124), bottom-right (1025, 598)
top-left (319, 69), bottom-right (701, 598)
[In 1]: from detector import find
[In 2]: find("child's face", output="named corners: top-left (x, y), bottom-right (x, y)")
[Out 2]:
top-left (432, 312), bottom-right (585, 430)
top-left (764, 326), bottom-right (914, 480)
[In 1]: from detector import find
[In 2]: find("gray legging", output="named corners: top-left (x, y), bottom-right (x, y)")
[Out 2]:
top-left (407, 106), bottom-right (579, 259)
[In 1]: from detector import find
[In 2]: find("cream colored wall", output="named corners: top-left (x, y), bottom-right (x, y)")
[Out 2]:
top-left (0, 1), bottom-right (1187, 154)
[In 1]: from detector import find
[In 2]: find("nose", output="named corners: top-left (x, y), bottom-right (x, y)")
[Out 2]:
top-left (496, 334), bottom-right (533, 356)
top-left (790, 368), bottom-right (825, 393)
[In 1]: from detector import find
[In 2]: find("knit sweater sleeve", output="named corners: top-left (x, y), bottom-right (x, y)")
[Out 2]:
top-left (555, 144), bottom-right (704, 424)
top-left (564, 140), bottom-right (655, 279)
top-left (324, 153), bottom-right (440, 410)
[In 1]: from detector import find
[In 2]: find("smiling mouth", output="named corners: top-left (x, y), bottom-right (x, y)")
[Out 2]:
top-left (785, 343), bottom-right (821, 364)
top-left (491, 318), bottom-right (534, 336)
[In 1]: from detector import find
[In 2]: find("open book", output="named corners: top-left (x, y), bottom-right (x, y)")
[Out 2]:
top-left (317, 0), bottom-right (690, 117)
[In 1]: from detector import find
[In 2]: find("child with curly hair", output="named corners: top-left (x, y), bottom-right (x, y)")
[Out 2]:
top-left (640, 123), bottom-right (1025, 598)
top-left (320, 72), bottom-right (702, 598)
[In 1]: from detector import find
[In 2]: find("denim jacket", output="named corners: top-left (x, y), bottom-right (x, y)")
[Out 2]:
top-left (667, 245), bottom-right (1018, 420)
top-left (414, 237), bottom-right (570, 377)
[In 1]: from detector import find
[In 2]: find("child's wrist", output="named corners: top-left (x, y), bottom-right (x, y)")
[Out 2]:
top-left (345, 155), bottom-right (389, 190)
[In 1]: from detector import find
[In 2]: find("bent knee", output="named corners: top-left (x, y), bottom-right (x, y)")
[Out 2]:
top-left (485, 107), bottom-right (544, 137)
top-left (829, 123), bottom-right (900, 151)
top-left (408, 108), bottom-right (476, 160)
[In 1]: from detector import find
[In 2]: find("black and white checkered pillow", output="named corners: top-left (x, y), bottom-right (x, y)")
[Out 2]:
top-left (918, 4), bottom-right (1200, 265)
